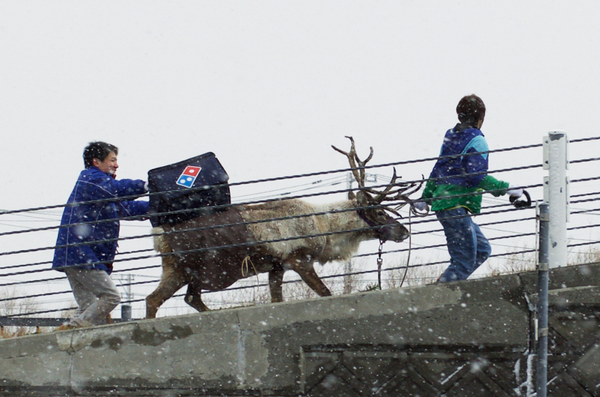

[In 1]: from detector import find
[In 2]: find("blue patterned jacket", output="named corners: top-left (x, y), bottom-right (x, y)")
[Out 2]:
top-left (52, 167), bottom-right (149, 274)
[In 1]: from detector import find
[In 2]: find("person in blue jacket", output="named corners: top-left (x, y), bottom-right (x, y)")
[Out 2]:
top-left (415, 95), bottom-right (523, 283)
top-left (53, 141), bottom-right (149, 329)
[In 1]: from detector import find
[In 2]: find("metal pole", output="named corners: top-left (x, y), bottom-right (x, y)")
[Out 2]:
top-left (119, 274), bottom-right (134, 322)
top-left (536, 203), bottom-right (550, 397)
top-left (543, 132), bottom-right (569, 268)
top-left (537, 131), bottom-right (567, 395)
top-left (121, 304), bottom-right (132, 322)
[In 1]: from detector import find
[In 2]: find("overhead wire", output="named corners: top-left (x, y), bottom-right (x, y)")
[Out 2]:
top-left (1, 137), bottom-right (599, 319)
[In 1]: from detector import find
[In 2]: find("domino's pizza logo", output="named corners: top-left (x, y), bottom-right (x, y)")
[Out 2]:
top-left (176, 165), bottom-right (202, 188)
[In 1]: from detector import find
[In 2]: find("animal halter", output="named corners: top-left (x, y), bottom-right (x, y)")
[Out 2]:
top-left (355, 203), bottom-right (397, 243)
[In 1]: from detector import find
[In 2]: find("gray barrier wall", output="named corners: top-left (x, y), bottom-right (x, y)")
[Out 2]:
top-left (1, 263), bottom-right (599, 396)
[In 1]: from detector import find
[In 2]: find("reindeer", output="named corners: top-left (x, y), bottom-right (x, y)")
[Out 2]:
top-left (146, 137), bottom-right (420, 318)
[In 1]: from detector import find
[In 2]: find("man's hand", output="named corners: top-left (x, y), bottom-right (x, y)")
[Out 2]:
top-left (413, 200), bottom-right (429, 212)
top-left (507, 185), bottom-right (523, 200)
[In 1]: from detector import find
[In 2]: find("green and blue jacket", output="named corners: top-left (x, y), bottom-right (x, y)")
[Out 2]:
top-left (421, 124), bottom-right (509, 214)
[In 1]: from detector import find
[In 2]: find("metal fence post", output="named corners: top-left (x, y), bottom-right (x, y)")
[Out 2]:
top-left (538, 131), bottom-right (569, 396)
top-left (121, 304), bottom-right (132, 322)
top-left (543, 132), bottom-right (569, 268)
top-left (536, 203), bottom-right (550, 397)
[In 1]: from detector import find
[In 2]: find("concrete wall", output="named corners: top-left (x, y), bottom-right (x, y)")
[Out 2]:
top-left (1, 263), bottom-right (599, 396)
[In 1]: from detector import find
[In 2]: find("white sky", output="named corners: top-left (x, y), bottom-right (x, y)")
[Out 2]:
top-left (2, 1), bottom-right (599, 207)
top-left (1, 1), bottom-right (599, 317)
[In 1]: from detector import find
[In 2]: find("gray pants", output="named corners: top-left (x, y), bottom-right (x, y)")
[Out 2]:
top-left (64, 268), bottom-right (121, 327)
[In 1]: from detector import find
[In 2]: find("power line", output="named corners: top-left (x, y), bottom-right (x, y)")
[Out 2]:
top-left (1, 137), bottom-right (599, 320)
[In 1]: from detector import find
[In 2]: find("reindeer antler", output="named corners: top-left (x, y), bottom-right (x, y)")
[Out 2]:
top-left (332, 136), bottom-right (373, 189)
top-left (333, 136), bottom-right (424, 207)
top-left (391, 176), bottom-right (426, 212)
top-left (366, 171), bottom-right (423, 210)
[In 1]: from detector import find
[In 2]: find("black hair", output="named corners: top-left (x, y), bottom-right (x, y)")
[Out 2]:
top-left (456, 94), bottom-right (486, 126)
top-left (83, 141), bottom-right (118, 168)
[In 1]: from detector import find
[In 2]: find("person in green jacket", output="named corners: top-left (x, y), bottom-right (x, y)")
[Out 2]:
top-left (414, 95), bottom-right (523, 282)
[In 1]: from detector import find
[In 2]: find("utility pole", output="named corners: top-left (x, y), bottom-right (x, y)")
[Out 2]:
top-left (343, 172), bottom-right (354, 294)
top-left (343, 171), bottom-right (379, 294)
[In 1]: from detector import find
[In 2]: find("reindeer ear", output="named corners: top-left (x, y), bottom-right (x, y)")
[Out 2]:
top-left (347, 191), bottom-right (356, 200)
top-left (355, 190), bottom-right (369, 206)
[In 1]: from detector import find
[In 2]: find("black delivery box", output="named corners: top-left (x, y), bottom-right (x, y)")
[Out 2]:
top-left (147, 152), bottom-right (231, 227)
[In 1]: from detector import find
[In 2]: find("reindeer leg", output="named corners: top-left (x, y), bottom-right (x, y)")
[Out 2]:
top-left (146, 266), bottom-right (187, 319)
top-left (268, 265), bottom-right (285, 303)
top-left (291, 260), bottom-right (332, 297)
top-left (184, 281), bottom-right (210, 312)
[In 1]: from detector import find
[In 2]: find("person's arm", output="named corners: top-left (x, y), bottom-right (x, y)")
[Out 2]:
top-left (78, 169), bottom-right (147, 201)
top-left (117, 200), bottom-right (149, 219)
top-left (478, 175), bottom-right (509, 197)
top-left (94, 176), bottom-right (146, 199)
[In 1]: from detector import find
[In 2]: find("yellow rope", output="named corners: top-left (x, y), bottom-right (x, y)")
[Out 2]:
top-left (241, 255), bottom-right (259, 278)
top-left (241, 256), bottom-right (262, 304)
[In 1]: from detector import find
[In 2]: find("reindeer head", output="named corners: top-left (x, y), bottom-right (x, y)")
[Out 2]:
top-left (332, 136), bottom-right (421, 243)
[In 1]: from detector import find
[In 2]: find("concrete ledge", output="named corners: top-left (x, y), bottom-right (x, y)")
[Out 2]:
top-left (1, 263), bottom-right (598, 396)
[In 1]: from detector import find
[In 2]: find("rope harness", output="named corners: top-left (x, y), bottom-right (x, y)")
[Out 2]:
top-left (241, 255), bottom-right (259, 278)
top-left (241, 255), bottom-right (261, 303)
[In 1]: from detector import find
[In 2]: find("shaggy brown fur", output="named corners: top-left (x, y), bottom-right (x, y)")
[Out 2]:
top-left (146, 196), bottom-right (409, 318)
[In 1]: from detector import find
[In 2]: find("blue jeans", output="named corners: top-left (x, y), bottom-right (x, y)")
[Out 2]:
top-left (436, 207), bottom-right (491, 282)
